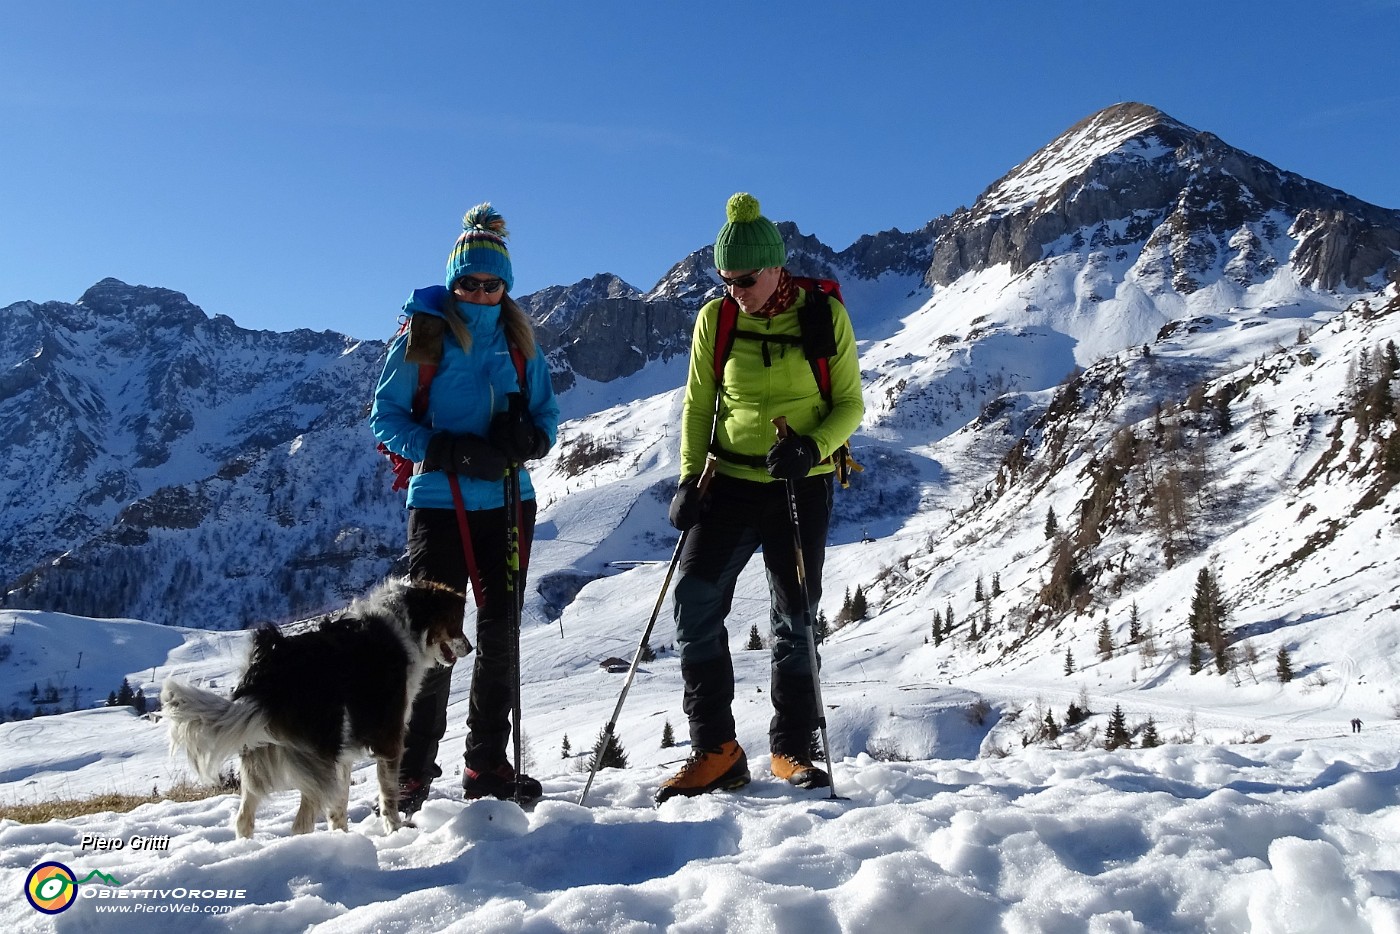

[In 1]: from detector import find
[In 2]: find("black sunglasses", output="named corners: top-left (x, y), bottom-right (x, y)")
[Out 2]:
top-left (718, 269), bottom-right (765, 289)
top-left (456, 277), bottom-right (505, 294)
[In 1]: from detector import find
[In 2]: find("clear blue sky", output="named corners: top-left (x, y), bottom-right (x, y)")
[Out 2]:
top-left (3, 1), bottom-right (1397, 340)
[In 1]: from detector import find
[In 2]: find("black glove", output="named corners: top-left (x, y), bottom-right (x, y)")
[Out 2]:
top-left (668, 475), bottom-right (707, 531)
top-left (766, 434), bottom-right (820, 480)
top-left (422, 432), bottom-right (507, 480)
top-left (489, 393), bottom-right (549, 462)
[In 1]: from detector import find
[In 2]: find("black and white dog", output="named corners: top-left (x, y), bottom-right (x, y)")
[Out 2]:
top-left (161, 578), bottom-right (469, 837)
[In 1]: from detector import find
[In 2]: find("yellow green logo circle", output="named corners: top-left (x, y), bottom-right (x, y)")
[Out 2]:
top-left (25, 861), bottom-right (78, 914)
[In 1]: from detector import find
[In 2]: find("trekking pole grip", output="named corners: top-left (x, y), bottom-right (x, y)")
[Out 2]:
top-left (697, 453), bottom-right (719, 496)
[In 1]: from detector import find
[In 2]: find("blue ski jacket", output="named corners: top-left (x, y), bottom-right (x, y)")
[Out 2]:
top-left (370, 286), bottom-right (559, 510)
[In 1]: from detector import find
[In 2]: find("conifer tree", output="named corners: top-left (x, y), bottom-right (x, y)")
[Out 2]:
top-left (1189, 640), bottom-right (1204, 674)
top-left (116, 678), bottom-right (134, 707)
top-left (1045, 507), bottom-right (1058, 539)
top-left (945, 603), bottom-right (955, 635)
top-left (661, 721), bottom-right (675, 749)
top-left (1128, 602), bottom-right (1142, 644)
top-left (1275, 645), bottom-right (1294, 683)
top-left (1140, 717), bottom-right (1161, 748)
top-left (992, 572), bottom-right (1002, 598)
top-left (1097, 619), bottom-right (1114, 661)
top-left (1044, 710), bottom-right (1059, 740)
top-left (974, 574), bottom-right (985, 602)
top-left (814, 609), bottom-right (830, 644)
top-left (931, 609), bottom-right (943, 646)
top-left (850, 586), bottom-right (868, 621)
top-left (587, 726), bottom-right (629, 771)
top-left (1106, 704), bottom-right (1131, 749)
top-left (638, 639), bottom-right (656, 662)
top-left (1064, 648), bottom-right (1075, 676)
top-left (1188, 567), bottom-right (1228, 652)
top-left (561, 734), bottom-right (572, 758)
top-left (746, 624), bottom-right (763, 650)
top-left (837, 588), bottom-right (853, 629)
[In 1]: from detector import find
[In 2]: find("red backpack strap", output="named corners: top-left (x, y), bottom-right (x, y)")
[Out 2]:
top-left (712, 297), bottom-right (740, 385)
top-left (509, 343), bottom-right (529, 395)
top-left (410, 362), bottom-right (437, 421)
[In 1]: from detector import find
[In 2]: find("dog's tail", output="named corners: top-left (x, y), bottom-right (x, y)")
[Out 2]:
top-left (160, 678), bottom-right (273, 784)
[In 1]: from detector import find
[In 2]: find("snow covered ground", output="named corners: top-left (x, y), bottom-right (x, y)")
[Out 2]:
top-left (2, 557), bottom-right (1397, 932)
top-left (4, 276), bottom-right (1400, 930)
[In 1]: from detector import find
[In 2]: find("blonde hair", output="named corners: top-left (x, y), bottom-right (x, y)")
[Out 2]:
top-left (441, 292), bottom-right (537, 360)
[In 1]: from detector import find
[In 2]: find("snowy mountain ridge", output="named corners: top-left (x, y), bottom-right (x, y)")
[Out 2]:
top-left (2, 101), bottom-right (1397, 641)
top-left (3, 101), bottom-right (1400, 932)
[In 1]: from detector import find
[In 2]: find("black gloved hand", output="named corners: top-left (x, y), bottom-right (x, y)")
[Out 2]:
top-left (489, 392), bottom-right (549, 462)
top-left (668, 475), bottom-right (707, 531)
top-left (766, 434), bottom-right (820, 480)
top-left (422, 432), bottom-right (507, 480)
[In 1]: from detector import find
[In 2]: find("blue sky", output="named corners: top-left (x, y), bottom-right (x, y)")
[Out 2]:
top-left (3, 1), bottom-right (1397, 340)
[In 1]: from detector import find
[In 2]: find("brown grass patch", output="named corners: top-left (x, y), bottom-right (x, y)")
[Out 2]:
top-left (0, 780), bottom-right (228, 825)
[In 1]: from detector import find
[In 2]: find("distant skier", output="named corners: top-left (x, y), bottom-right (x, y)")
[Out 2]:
top-left (1352, 718), bottom-right (1363, 733)
top-left (658, 193), bottom-right (864, 803)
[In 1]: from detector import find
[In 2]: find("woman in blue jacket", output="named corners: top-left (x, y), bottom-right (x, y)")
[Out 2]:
top-left (370, 203), bottom-right (559, 812)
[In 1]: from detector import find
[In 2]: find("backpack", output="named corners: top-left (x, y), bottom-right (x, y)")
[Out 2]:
top-left (377, 310), bottom-right (528, 492)
top-left (709, 276), bottom-right (861, 487)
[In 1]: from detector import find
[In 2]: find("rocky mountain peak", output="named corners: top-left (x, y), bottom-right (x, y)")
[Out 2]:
top-left (974, 102), bottom-right (1191, 220)
top-left (516, 273), bottom-right (642, 327)
top-left (927, 102), bottom-right (1400, 290)
top-left (75, 278), bottom-right (210, 331)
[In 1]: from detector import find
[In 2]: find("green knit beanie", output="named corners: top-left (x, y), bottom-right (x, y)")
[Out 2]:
top-left (714, 192), bottom-right (786, 271)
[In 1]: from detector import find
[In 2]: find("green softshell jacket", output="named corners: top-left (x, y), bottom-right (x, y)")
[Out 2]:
top-left (679, 286), bottom-right (864, 482)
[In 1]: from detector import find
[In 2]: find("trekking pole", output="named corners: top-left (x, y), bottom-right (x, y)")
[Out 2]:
top-left (577, 455), bottom-right (718, 807)
top-left (771, 417), bottom-right (843, 801)
top-left (504, 462), bottom-right (526, 806)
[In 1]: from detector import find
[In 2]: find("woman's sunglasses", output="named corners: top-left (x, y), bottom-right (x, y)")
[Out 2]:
top-left (456, 277), bottom-right (505, 294)
top-left (718, 270), bottom-right (764, 289)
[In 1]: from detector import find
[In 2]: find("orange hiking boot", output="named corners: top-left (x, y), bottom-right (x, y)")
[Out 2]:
top-left (771, 752), bottom-right (831, 789)
top-left (655, 741), bottom-right (750, 803)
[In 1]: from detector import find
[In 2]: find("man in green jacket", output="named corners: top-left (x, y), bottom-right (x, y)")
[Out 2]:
top-left (657, 193), bottom-right (864, 803)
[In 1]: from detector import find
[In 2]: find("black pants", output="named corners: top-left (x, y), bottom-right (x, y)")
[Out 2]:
top-left (672, 472), bottom-right (832, 755)
top-left (400, 500), bottom-right (536, 781)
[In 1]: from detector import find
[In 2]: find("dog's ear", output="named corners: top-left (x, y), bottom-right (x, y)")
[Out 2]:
top-left (403, 580), bottom-right (467, 637)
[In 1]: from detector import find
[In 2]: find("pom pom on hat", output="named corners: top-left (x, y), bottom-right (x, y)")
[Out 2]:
top-left (726, 192), bottom-right (762, 224)
top-left (447, 202), bottom-right (514, 291)
top-left (463, 202), bottom-right (509, 237)
top-left (714, 191), bottom-right (785, 272)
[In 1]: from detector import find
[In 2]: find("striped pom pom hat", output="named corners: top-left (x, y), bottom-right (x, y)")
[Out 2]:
top-left (446, 203), bottom-right (513, 291)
